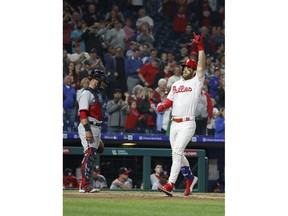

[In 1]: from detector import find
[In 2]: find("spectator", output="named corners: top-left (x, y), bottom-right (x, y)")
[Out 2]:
top-left (70, 11), bottom-right (81, 29)
top-left (136, 8), bottom-right (154, 30)
top-left (92, 166), bottom-right (107, 189)
top-left (88, 48), bottom-right (106, 71)
top-left (107, 47), bottom-right (127, 94)
top-left (125, 48), bottom-right (143, 94)
top-left (167, 52), bottom-right (176, 64)
top-left (214, 107), bottom-right (225, 138)
top-left (208, 67), bottom-right (221, 100)
top-left (105, 5), bottom-right (125, 24)
top-left (160, 52), bottom-right (168, 67)
top-left (138, 88), bottom-right (157, 133)
top-left (178, 24), bottom-right (194, 51)
top-left (200, 0), bottom-right (212, 27)
top-left (66, 62), bottom-right (79, 89)
top-left (216, 76), bottom-right (225, 109)
top-left (125, 100), bottom-right (141, 133)
top-left (128, 84), bottom-right (144, 107)
top-left (200, 26), bottom-right (213, 55)
top-left (63, 47), bottom-right (69, 74)
top-left (63, 168), bottom-right (79, 189)
top-left (105, 19), bottom-right (127, 50)
top-left (153, 78), bottom-right (167, 104)
top-left (204, 54), bottom-right (215, 80)
top-left (67, 42), bottom-right (90, 65)
top-left (153, 61), bottom-right (175, 89)
top-left (123, 18), bottom-right (136, 51)
top-left (136, 22), bottom-right (155, 48)
top-left (76, 77), bottom-right (89, 104)
top-left (144, 0), bottom-right (162, 16)
top-left (175, 47), bottom-right (189, 64)
top-left (126, 41), bottom-right (140, 58)
top-left (150, 162), bottom-right (169, 190)
top-left (143, 48), bottom-right (161, 65)
top-left (128, 0), bottom-right (144, 12)
top-left (218, 54), bottom-right (225, 75)
top-left (167, 65), bottom-right (182, 90)
top-left (206, 98), bottom-right (219, 136)
top-left (156, 93), bottom-right (172, 134)
top-left (83, 3), bottom-right (99, 27)
top-left (138, 59), bottom-right (160, 88)
top-left (110, 167), bottom-right (133, 190)
top-left (103, 44), bottom-right (115, 71)
top-left (82, 22), bottom-right (106, 60)
top-left (139, 43), bottom-right (150, 62)
top-left (78, 60), bottom-right (93, 83)
top-left (63, 74), bottom-right (77, 131)
top-left (106, 89), bottom-right (130, 133)
top-left (71, 20), bottom-right (86, 53)
top-left (63, 11), bottom-right (74, 53)
top-left (173, 6), bottom-right (188, 39)
top-left (211, 26), bottom-right (225, 51)
top-left (195, 84), bottom-right (213, 136)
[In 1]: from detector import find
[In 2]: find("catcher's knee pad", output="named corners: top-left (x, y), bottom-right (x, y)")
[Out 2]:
top-left (81, 147), bottom-right (97, 181)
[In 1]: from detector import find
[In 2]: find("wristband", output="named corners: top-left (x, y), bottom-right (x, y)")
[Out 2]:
top-left (83, 124), bottom-right (91, 132)
top-left (198, 42), bottom-right (204, 51)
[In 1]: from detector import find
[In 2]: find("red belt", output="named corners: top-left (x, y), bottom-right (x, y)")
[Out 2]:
top-left (172, 117), bottom-right (194, 123)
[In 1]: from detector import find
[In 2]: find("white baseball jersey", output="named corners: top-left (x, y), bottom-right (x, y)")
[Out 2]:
top-left (92, 174), bottom-right (107, 189)
top-left (167, 76), bottom-right (204, 117)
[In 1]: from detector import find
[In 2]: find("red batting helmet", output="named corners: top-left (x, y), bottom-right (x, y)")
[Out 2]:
top-left (181, 59), bottom-right (197, 70)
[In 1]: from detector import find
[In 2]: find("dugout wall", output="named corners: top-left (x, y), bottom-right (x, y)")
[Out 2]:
top-left (63, 147), bottom-right (208, 192)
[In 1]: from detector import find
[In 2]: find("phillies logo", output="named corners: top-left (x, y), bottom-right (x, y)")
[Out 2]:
top-left (173, 85), bottom-right (192, 93)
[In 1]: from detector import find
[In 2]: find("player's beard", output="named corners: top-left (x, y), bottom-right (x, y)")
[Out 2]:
top-left (182, 71), bottom-right (193, 80)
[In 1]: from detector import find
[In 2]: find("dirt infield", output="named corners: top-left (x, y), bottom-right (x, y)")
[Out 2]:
top-left (63, 190), bottom-right (224, 201)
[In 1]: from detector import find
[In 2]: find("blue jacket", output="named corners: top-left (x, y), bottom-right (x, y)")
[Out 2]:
top-left (125, 57), bottom-right (143, 78)
top-left (214, 116), bottom-right (225, 138)
top-left (208, 75), bottom-right (220, 99)
top-left (63, 84), bottom-right (76, 110)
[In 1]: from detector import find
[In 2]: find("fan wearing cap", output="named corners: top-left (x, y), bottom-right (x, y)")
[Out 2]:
top-left (67, 42), bottom-right (90, 65)
top-left (156, 32), bottom-right (205, 196)
top-left (92, 166), bottom-right (107, 189)
top-left (110, 167), bottom-right (133, 190)
top-left (77, 69), bottom-right (109, 193)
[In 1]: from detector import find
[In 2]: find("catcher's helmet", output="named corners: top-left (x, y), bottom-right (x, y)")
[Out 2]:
top-left (88, 69), bottom-right (109, 92)
top-left (88, 70), bottom-right (109, 84)
top-left (181, 59), bottom-right (197, 70)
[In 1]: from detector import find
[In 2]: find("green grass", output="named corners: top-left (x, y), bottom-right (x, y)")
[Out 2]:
top-left (63, 197), bottom-right (224, 216)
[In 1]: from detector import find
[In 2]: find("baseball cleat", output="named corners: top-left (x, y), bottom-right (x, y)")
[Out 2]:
top-left (184, 176), bottom-right (198, 196)
top-left (158, 183), bottom-right (173, 197)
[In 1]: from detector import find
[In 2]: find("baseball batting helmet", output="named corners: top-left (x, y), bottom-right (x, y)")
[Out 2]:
top-left (181, 59), bottom-right (197, 70)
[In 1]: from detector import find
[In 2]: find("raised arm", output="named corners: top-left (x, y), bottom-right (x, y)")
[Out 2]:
top-left (193, 32), bottom-right (206, 80)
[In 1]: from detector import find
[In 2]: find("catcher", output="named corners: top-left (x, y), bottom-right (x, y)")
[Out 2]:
top-left (77, 69), bottom-right (108, 193)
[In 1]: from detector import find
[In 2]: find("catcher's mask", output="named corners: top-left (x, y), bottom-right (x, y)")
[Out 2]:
top-left (88, 70), bottom-right (109, 92)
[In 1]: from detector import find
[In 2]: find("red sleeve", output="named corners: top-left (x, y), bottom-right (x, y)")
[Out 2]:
top-left (79, 110), bottom-right (88, 120)
top-left (205, 92), bottom-right (213, 118)
top-left (163, 99), bottom-right (173, 109)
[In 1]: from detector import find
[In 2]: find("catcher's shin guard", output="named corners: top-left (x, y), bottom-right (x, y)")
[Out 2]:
top-left (81, 147), bottom-right (97, 182)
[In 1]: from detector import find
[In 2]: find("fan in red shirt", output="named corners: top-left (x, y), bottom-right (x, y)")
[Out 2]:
top-left (138, 59), bottom-right (160, 88)
top-left (63, 168), bottom-right (79, 189)
top-left (125, 100), bottom-right (141, 133)
top-left (173, 6), bottom-right (188, 38)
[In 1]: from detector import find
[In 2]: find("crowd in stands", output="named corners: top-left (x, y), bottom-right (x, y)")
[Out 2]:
top-left (63, 0), bottom-right (225, 136)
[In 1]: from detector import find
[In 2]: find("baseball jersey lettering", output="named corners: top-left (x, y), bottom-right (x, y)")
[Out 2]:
top-left (167, 76), bottom-right (204, 117)
top-left (172, 85), bottom-right (192, 93)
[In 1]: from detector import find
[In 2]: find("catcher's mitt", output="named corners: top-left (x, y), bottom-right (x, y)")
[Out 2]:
top-left (97, 139), bottom-right (105, 153)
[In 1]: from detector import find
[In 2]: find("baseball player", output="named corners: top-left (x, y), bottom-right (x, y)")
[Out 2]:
top-left (157, 33), bottom-right (205, 196)
top-left (77, 69), bottom-right (109, 193)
